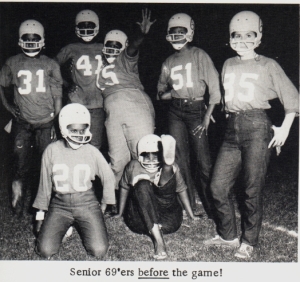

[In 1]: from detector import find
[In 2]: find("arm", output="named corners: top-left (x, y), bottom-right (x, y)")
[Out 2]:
top-left (114, 187), bottom-right (130, 219)
top-left (0, 86), bottom-right (19, 118)
top-left (126, 9), bottom-right (156, 57)
top-left (267, 60), bottom-right (299, 151)
top-left (178, 190), bottom-right (199, 220)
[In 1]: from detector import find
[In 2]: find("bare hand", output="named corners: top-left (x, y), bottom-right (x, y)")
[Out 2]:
top-left (136, 9), bottom-right (156, 35)
top-left (9, 105), bottom-right (20, 118)
top-left (268, 125), bottom-right (289, 148)
top-left (192, 116), bottom-right (210, 138)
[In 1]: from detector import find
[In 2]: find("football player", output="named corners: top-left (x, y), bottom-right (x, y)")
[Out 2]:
top-left (0, 20), bottom-right (63, 216)
top-left (113, 134), bottom-right (200, 260)
top-left (33, 103), bottom-right (115, 259)
top-left (96, 9), bottom-right (156, 202)
top-left (55, 9), bottom-right (106, 151)
top-left (157, 13), bottom-right (221, 215)
top-left (203, 11), bottom-right (299, 259)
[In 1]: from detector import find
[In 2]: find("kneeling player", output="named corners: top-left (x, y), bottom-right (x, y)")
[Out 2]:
top-left (32, 103), bottom-right (115, 259)
top-left (113, 134), bottom-right (200, 260)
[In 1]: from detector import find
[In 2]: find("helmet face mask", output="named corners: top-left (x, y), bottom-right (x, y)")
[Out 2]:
top-left (138, 134), bottom-right (162, 173)
top-left (18, 20), bottom-right (45, 57)
top-left (102, 30), bottom-right (128, 63)
top-left (229, 11), bottom-right (262, 56)
top-left (75, 10), bottom-right (99, 42)
top-left (59, 103), bottom-right (92, 150)
top-left (167, 13), bottom-right (194, 50)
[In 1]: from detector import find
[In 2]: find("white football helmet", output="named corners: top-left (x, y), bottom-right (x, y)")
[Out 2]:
top-left (75, 10), bottom-right (99, 42)
top-left (229, 11), bottom-right (263, 52)
top-left (59, 103), bottom-right (92, 150)
top-left (138, 134), bottom-right (162, 173)
top-left (166, 13), bottom-right (195, 48)
top-left (102, 30), bottom-right (128, 62)
top-left (18, 20), bottom-right (45, 57)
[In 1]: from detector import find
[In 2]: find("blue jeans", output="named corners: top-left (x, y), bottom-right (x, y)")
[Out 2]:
top-left (36, 189), bottom-right (109, 258)
top-left (210, 109), bottom-right (272, 246)
top-left (104, 89), bottom-right (155, 189)
top-left (124, 176), bottom-right (182, 235)
top-left (89, 108), bottom-right (106, 150)
top-left (168, 99), bottom-right (213, 214)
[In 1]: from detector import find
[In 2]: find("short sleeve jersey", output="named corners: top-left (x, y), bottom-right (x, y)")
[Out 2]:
top-left (157, 46), bottom-right (221, 104)
top-left (55, 42), bottom-right (104, 109)
top-left (96, 49), bottom-right (144, 98)
top-left (32, 140), bottom-right (116, 211)
top-left (0, 53), bottom-right (63, 124)
top-left (119, 159), bottom-right (187, 193)
top-left (222, 55), bottom-right (299, 114)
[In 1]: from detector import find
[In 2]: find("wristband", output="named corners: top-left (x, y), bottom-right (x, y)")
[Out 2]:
top-left (36, 211), bottom-right (45, 221)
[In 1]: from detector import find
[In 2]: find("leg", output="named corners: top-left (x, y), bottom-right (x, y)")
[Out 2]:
top-left (89, 108), bottom-right (106, 150)
top-left (240, 113), bottom-right (272, 246)
top-left (11, 119), bottom-right (32, 215)
top-left (188, 116), bottom-right (214, 217)
top-left (76, 203), bottom-right (109, 258)
top-left (36, 206), bottom-right (73, 259)
top-left (168, 108), bottom-right (196, 210)
top-left (209, 143), bottom-right (241, 241)
top-left (124, 180), bottom-right (167, 258)
top-left (105, 118), bottom-right (131, 189)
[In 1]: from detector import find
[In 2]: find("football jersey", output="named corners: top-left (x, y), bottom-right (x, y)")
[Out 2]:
top-left (119, 159), bottom-right (187, 193)
top-left (0, 53), bottom-right (63, 124)
top-left (96, 49), bottom-right (144, 98)
top-left (55, 42), bottom-right (104, 109)
top-left (222, 55), bottom-right (299, 113)
top-left (157, 46), bottom-right (221, 105)
top-left (32, 140), bottom-right (116, 211)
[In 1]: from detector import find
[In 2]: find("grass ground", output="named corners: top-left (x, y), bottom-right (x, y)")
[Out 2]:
top-left (0, 121), bottom-right (298, 263)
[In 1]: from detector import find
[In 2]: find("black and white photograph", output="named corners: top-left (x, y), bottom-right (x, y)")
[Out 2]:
top-left (0, 1), bottom-right (299, 281)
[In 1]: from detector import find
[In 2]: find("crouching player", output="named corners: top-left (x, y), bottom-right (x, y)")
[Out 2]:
top-left (32, 103), bottom-right (115, 259)
top-left (113, 134), bottom-right (200, 260)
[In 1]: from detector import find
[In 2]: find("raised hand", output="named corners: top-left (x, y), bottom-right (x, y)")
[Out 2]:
top-left (136, 8), bottom-right (156, 35)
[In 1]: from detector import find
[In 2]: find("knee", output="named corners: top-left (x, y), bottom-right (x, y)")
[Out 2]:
top-left (134, 179), bottom-right (152, 191)
top-left (88, 243), bottom-right (109, 259)
top-left (36, 241), bottom-right (58, 259)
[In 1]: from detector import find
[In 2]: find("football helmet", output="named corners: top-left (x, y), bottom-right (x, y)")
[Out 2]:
top-left (18, 20), bottom-right (45, 57)
top-left (166, 13), bottom-right (195, 50)
top-left (59, 103), bottom-right (92, 150)
top-left (138, 134), bottom-right (162, 173)
top-left (229, 11), bottom-right (263, 53)
top-left (102, 30), bottom-right (128, 63)
top-left (75, 10), bottom-right (99, 42)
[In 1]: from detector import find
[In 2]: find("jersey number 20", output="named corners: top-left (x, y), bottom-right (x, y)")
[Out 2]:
top-left (53, 164), bottom-right (91, 192)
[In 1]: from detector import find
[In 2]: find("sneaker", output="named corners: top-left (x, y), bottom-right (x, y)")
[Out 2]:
top-left (161, 135), bottom-right (176, 165)
top-left (234, 243), bottom-right (254, 259)
top-left (203, 235), bottom-right (239, 248)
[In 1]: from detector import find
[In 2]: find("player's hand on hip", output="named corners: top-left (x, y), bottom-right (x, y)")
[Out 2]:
top-left (268, 125), bottom-right (289, 149)
top-left (136, 8), bottom-right (156, 34)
